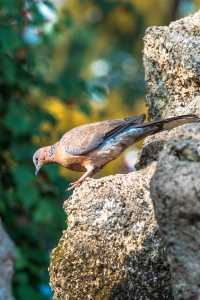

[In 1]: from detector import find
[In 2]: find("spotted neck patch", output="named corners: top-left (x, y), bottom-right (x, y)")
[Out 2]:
top-left (49, 145), bottom-right (56, 158)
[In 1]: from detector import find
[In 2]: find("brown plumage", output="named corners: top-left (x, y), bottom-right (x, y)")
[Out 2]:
top-left (33, 114), bottom-right (200, 190)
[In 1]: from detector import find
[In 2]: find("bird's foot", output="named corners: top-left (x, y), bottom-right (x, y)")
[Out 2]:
top-left (66, 181), bottom-right (82, 192)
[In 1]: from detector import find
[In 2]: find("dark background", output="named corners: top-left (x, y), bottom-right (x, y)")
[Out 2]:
top-left (0, 0), bottom-right (198, 299)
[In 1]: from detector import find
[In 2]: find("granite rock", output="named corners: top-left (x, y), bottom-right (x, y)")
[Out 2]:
top-left (0, 220), bottom-right (16, 300)
top-left (144, 10), bottom-right (200, 300)
top-left (49, 165), bottom-right (172, 299)
top-left (144, 11), bottom-right (200, 119)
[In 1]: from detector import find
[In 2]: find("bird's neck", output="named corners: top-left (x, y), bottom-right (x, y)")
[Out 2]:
top-left (46, 144), bottom-right (57, 163)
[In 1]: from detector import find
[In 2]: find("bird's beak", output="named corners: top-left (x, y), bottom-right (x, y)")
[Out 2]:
top-left (35, 165), bottom-right (41, 176)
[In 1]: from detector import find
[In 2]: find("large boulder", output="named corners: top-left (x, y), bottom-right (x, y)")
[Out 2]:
top-left (49, 165), bottom-right (172, 299)
top-left (143, 10), bottom-right (200, 300)
top-left (150, 126), bottom-right (200, 300)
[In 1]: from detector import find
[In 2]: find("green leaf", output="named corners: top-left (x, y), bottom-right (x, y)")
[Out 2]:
top-left (34, 200), bottom-right (55, 223)
top-left (12, 165), bottom-right (35, 188)
top-left (15, 247), bottom-right (29, 270)
top-left (16, 285), bottom-right (45, 300)
top-left (4, 102), bottom-right (33, 136)
top-left (0, 26), bottom-right (22, 51)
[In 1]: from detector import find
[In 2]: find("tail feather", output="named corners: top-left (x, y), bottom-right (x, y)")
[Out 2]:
top-left (137, 114), bottom-right (200, 132)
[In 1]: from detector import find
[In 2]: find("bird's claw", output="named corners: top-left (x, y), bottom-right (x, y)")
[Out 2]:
top-left (65, 181), bottom-right (81, 192)
top-left (65, 175), bottom-right (92, 192)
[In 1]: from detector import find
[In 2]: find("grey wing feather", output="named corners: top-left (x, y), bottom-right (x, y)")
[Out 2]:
top-left (61, 114), bottom-right (145, 155)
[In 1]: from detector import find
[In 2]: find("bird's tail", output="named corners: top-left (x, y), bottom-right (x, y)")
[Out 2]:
top-left (136, 114), bottom-right (200, 136)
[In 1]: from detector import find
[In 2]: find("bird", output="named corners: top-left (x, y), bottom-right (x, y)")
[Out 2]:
top-left (33, 114), bottom-right (200, 190)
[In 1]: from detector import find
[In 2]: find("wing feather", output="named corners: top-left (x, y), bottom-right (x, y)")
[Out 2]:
top-left (61, 115), bottom-right (145, 155)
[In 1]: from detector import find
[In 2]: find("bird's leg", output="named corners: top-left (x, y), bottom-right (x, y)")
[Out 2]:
top-left (67, 165), bottom-right (95, 191)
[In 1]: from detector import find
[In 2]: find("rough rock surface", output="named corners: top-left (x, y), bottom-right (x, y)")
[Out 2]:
top-left (49, 11), bottom-right (200, 300)
top-left (143, 10), bottom-right (200, 300)
top-left (0, 220), bottom-right (16, 300)
top-left (144, 10), bottom-right (200, 119)
top-left (49, 165), bottom-right (172, 300)
top-left (150, 126), bottom-right (200, 300)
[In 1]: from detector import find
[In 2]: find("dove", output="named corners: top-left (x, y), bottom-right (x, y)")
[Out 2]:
top-left (33, 114), bottom-right (199, 190)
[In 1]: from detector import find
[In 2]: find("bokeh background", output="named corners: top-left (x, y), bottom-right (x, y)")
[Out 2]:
top-left (0, 0), bottom-right (199, 299)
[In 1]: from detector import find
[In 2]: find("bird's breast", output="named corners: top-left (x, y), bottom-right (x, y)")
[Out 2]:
top-left (55, 144), bottom-right (88, 172)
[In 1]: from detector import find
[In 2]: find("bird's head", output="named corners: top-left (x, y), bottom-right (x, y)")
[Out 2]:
top-left (33, 147), bottom-right (49, 175)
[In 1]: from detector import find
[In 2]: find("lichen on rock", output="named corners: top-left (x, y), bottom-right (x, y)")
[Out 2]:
top-left (49, 166), bottom-right (172, 299)
top-left (150, 126), bottom-right (200, 299)
top-left (143, 10), bottom-right (200, 300)
top-left (143, 11), bottom-right (200, 119)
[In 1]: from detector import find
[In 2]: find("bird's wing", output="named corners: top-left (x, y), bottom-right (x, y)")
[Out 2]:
top-left (61, 114), bottom-right (145, 155)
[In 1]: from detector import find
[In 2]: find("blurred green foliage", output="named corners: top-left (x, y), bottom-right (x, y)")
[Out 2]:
top-left (0, 1), bottom-right (67, 299)
top-left (0, 0), bottom-right (198, 299)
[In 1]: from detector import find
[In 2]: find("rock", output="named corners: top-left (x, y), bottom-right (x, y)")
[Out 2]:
top-left (0, 220), bottom-right (16, 300)
top-left (49, 165), bottom-right (172, 300)
top-left (151, 128), bottom-right (200, 299)
top-left (139, 122), bottom-right (200, 168)
top-left (143, 10), bottom-right (200, 119)
top-left (143, 10), bottom-right (200, 300)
